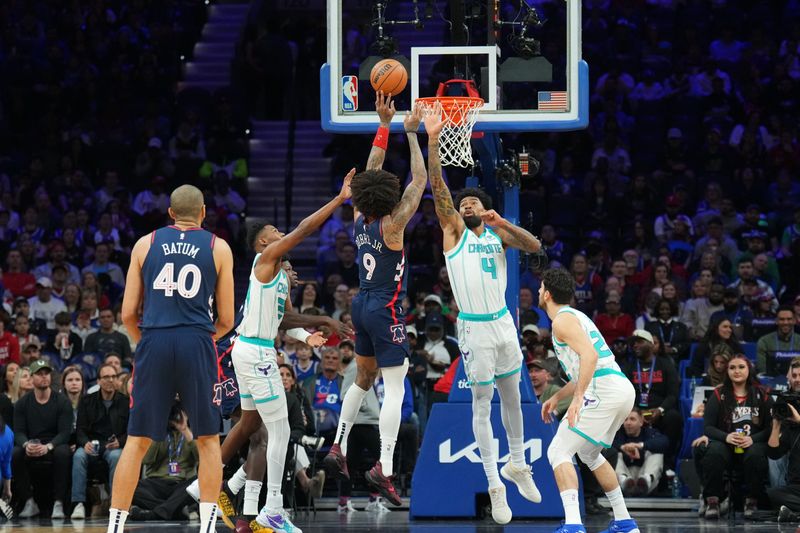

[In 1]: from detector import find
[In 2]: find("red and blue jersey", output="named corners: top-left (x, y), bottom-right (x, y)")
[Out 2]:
top-left (141, 226), bottom-right (217, 333)
top-left (354, 215), bottom-right (407, 303)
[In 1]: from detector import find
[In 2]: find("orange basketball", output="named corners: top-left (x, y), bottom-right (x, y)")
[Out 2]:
top-left (370, 59), bottom-right (408, 95)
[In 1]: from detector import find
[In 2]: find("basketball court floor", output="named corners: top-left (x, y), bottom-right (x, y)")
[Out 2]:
top-left (2, 511), bottom-right (796, 532)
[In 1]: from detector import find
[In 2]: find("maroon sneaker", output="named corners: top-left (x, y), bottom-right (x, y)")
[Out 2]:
top-left (364, 463), bottom-right (402, 506)
top-left (323, 443), bottom-right (350, 480)
top-left (234, 518), bottom-right (253, 533)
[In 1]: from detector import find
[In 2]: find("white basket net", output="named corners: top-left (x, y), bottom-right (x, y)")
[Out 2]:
top-left (418, 97), bottom-right (484, 168)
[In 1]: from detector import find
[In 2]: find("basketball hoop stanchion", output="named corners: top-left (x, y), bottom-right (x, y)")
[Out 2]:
top-left (418, 79), bottom-right (484, 168)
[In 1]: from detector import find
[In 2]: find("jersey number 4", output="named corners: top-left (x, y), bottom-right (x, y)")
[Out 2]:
top-left (153, 262), bottom-right (202, 298)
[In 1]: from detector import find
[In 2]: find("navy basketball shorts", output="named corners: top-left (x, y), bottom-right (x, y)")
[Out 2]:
top-left (351, 291), bottom-right (409, 368)
top-left (128, 326), bottom-right (222, 440)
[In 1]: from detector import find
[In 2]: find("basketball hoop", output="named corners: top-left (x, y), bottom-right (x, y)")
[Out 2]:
top-left (418, 96), bottom-right (484, 168)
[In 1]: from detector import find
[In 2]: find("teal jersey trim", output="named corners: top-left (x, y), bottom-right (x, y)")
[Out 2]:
top-left (238, 336), bottom-right (275, 348)
top-left (239, 393), bottom-right (253, 399)
top-left (253, 395), bottom-right (280, 404)
top-left (446, 229), bottom-right (469, 260)
top-left (568, 425), bottom-right (612, 449)
top-left (264, 268), bottom-right (284, 288)
top-left (593, 368), bottom-right (627, 379)
top-left (495, 366), bottom-right (521, 379)
top-left (485, 226), bottom-right (502, 244)
top-left (458, 307), bottom-right (509, 322)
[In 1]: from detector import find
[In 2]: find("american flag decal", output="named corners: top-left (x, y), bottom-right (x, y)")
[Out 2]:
top-left (538, 91), bottom-right (568, 111)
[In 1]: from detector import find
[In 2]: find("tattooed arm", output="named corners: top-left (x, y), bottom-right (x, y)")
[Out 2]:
top-left (383, 102), bottom-right (426, 250)
top-left (424, 103), bottom-right (464, 252)
top-left (479, 210), bottom-right (542, 252)
top-left (366, 91), bottom-right (396, 170)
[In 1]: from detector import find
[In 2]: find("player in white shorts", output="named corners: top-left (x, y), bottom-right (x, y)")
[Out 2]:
top-left (426, 115), bottom-right (545, 524)
top-left (538, 268), bottom-right (640, 533)
top-left (232, 171), bottom-right (353, 533)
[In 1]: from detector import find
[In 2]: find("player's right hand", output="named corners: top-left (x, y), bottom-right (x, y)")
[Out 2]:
top-left (403, 101), bottom-right (424, 132)
top-left (306, 331), bottom-right (327, 348)
top-left (541, 396), bottom-right (559, 424)
top-left (338, 168), bottom-right (355, 201)
top-left (327, 317), bottom-right (354, 337)
top-left (376, 91), bottom-right (396, 125)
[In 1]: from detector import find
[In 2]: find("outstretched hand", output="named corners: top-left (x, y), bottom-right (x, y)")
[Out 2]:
top-left (338, 168), bottom-right (355, 200)
top-left (306, 331), bottom-right (327, 348)
top-left (480, 209), bottom-right (507, 228)
top-left (376, 91), bottom-right (396, 125)
top-left (404, 101), bottom-right (424, 133)
top-left (423, 101), bottom-right (445, 138)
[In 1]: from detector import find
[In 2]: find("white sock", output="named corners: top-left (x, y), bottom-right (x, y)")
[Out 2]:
top-left (199, 502), bottom-right (218, 533)
top-left (605, 486), bottom-right (631, 520)
top-left (244, 480), bottom-right (263, 516)
top-left (473, 385), bottom-right (502, 489)
top-left (508, 437), bottom-right (526, 468)
top-left (106, 508), bottom-right (128, 533)
top-left (561, 489), bottom-right (582, 525)
top-left (264, 418), bottom-right (290, 511)
top-left (227, 465), bottom-right (247, 495)
top-left (336, 384), bottom-right (368, 455)
top-left (378, 360), bottom-right (408, 477)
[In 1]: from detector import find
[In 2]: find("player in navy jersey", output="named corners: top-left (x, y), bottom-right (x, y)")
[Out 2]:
top-left (106, 185), bottom-right (234, 533)
top-left (324, 96), bottom-right (443, 505)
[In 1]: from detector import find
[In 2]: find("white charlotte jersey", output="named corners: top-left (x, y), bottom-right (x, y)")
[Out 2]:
top-left (445, 227), bottom-right (507, 316)
top-left (237, 254), bottom-right (289, 340)
top-left (551, 306), bottom-right (622, 381)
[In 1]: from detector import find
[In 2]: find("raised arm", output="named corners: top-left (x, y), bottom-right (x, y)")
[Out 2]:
top-left (260, 169), bottom-right (354, 268)
top-left (366, 91), bottom-right (396, 170)
top-left (383, 102), bottom-right (428, 250)
top-left (425, 101), bottom-right (463, 248)
top-left (480, 210), bottom-right (542, 253)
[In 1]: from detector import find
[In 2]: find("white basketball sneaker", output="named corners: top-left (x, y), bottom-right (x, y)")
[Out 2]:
top-left (501, 462), bottom-right (543, 503)
top-left (489, 486), bottom-right (512, 525)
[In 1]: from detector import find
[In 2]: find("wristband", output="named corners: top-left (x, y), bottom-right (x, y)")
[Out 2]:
top-left (286, 328), bottom-right (312, 344)
top-left (373, 126), bottom-right (389, 150)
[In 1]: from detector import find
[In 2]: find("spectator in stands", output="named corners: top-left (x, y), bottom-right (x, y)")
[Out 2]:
top-left (0, 318), bottom-right (20, 366)
top-left (654, 195), bottom-right (694, 243)
top-left (689, 316), bottom-right (744, 378)
top-left (751, 292), bottom-right (778, 339)
top-left (767, 359), bottom-right (800, 522)
top-left (70, 363), bottom-right (129, 519)
top-left (645, 298), bottom-right (691, 363)
top-left (319, 205), bottom-right (355, 253)
top-left (757, 306), bottom-right (800, 377)
top-left (131, 176), bottom-right (170, 232)
top-left (528, 359), bottom-right (569, 417)
top-left (81, 242), bottom-right (125, 288)
top-left (32, 242), bottom-right (80, 285)
top-left (613, 409), bottom-right (669, 496)
top-left (693, 217), bottom-right (739, 266)
top-left (623, 329), bottom-right (682, 464)
top-left (46, 311), bottom-right (83, 361)
top-left (702, 348), bottom-right (732, 388)
top-left (570, 253), bottom-right (602, 315)
top-left (61, 366), bottom-right (84, 447)
top-left (681, 281), bottom-right (725, 340)
top-left (0, 363), bottom-right (16, 425)
top-left (302, 348), bottom-right (343, 444)
top-left (292, 343), bottom-right (319, 384)
top-left (11, 360), bottom-right (72, 518)
top-left (72, 311), bottom-right (97, 344)
top-left (700, 354), bottom-right (771, 519)
top-left (27, 278), bottom-right (67, 331)
top-left (728, 257), bottom-right (777, 312)
top-left (83, 308), bottom-right (132, 361)
top-left (295, 283), bottom-right (322, 313)
top-left (129, 403), bottom-right (197, 521)
top-left (19, 344), bottom-right (40, 368)
top-left (709, 287), bottom-right (754, 342)
top-left (9, 365), bottom-right (32, 404)
top-left (419, 312), bottom-right (459, 394)
top-left (595, 291), bottom-right (634, 344)
top-left (62, 283), bottom-right (82, 313)
top-left (213, 177), bottom-right (246, 240)
top-left (279, 364), bottom-right (325, 499)
top-left (3, 250), bottom-right (36, 298)
top-left (323, 242), bottom-right (358, 288)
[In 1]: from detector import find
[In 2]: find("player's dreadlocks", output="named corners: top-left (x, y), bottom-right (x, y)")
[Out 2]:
top-left (350, 169), bottom-right (401, 220)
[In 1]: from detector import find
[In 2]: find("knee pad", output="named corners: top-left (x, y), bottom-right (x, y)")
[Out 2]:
top-left (547, 439), bottom-right (574, 469)
top-left (577, 448), bottom-right (607, 471)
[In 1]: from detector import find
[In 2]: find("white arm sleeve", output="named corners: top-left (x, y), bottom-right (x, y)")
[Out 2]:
top-left (286, 328), bottom-right (311, 344)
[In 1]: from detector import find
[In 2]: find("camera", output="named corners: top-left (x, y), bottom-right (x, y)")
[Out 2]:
top-left (772, 391), bottom-right (800, 421)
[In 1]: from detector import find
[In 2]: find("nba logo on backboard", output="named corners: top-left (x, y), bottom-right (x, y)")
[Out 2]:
top-left (341, 76), bottom-right (358, 111)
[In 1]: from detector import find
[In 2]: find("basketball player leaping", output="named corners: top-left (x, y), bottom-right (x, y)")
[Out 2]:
top-left (539, 268), bottom-right (640, 533)
top-left (323, 96), bottom-right (431, 505)
top-left (233, 170), bottom-right (355, 533)
top-left (107, 185), bottom-right (234, 533)
top-left (425, 102), bottom-right (543, 524)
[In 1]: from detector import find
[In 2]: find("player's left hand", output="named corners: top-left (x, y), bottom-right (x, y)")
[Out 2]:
top-left (423, 101), bottom-right (445, 138)
top-left (338, 168), bottom-right (355, 201)
top-left (566, 396), bottom-right (582, 428)
top-left (326, 317), bottom-right (354, 337)
top-left (480, 209), bottom-right (506, 228)
top-left (306, 331), bottom-right (327, 347)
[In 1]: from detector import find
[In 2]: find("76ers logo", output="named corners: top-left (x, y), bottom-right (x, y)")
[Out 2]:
top-left (212, 378), bottom-right (238, 406)
top-left (389, 324), bottom-right (406, 344)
